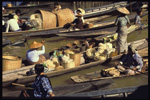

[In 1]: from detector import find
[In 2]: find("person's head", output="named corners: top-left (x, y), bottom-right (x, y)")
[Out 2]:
top-left (15, 9), bottom-right (21, 16)
top-left (137, 10), bottom-right (143, 16)
top-left (54, 2), bottom-right (59, 8)
top-left (128, 44), bottom-right (137, 55)
top-left (76, 10), bottom-right (81, 14)
top-left (2, 7), bottom-right (6, 14)
top-left (8, 14), bottom-right (14, 19)
top-left (35, 64), bottom-right (44, 75)
top-left (29, 41), bottom-right (43, 50)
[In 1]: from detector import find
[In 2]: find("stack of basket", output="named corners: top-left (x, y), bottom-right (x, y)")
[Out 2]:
top-left (35, 8), bottom-right (75, 29)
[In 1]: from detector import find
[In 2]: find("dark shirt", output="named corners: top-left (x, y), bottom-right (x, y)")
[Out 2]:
top-left (72, 18), bottom-right (83, 30)
top-left (32, 75), bottom-right (53, 98)
top-left (121, 53), bottom-right (143, 71)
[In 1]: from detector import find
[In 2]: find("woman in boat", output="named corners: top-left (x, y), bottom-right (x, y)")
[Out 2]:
top-left (5, 14), bottom-right (21, 32)
top-left (134, 9), bottom-right (147, 29)
top-left (20, 64), bottom-right (55, 98)
top-left (26, 40), bottom-right (46, 65)
top-left (70, 14), bottom-right (84, 30)
top-left (117, 44), bottom-right (143, 75)
top-left (114, 7), bottom-right (130, 54)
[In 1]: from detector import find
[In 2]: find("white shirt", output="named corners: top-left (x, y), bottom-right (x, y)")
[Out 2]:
top-left (26, 45), bottom-right (45, 62)
top-left (5, 19), bottom-right (20, 32)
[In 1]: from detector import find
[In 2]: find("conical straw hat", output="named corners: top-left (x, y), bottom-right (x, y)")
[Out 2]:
top-left (117, 7), bottom-right (130, 14)
top-left (29, 41), bottom-right (43, 49)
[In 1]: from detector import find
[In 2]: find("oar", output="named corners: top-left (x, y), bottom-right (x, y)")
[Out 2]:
top-left (11, 83), bottom-right (33, 89)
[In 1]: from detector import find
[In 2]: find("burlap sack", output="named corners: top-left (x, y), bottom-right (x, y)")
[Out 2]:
top-left (55, 8), bottom-right (75, 27)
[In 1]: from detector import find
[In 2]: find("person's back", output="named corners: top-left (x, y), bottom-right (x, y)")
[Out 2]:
top-left (6, 14), bottom-right (21, 32)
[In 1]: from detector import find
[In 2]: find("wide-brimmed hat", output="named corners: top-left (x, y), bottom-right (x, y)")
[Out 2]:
top-left (29, 41), bottom-right (43, 49)
top-left (76, 14), bottom-right (83, 17)
top-left (77, 8), bottom-right (85, 14)
top-left (117, 7), bottom-right (130, 14)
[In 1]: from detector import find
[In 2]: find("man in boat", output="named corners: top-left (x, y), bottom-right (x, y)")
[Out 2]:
top-left (114, 7), bottom-right (130, 54)
top-left (2, 7), bottom-right (6, 32)
top-left (101, 44), bottom-right (143, 77)
top-left (70, 14), bottom-right (84, 30)
top-left (134, 9), bottom-right (147, 29)
top-left (5, 14), bottom-right (21, 32)
top-left (52, 2), bottom-right (61, 13)
top-left (116, 44), bottom-right (143, 75)
top-left (74, 8), bottom-right (85, 23)
top-left (14, 9), bottom-right (22, 24)
top-left (20, 64), bottom-right (55, 97)
top-left (26, 40), bottom-right (46, 65)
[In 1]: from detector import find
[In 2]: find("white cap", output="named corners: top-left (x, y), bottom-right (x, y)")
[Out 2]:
top-left (2, 7), bottom-right (5, 11)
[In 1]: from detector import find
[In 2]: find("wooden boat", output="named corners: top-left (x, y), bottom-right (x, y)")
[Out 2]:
top-left (2, 38), bottom-right (148, 87)
top-left (56, 23), bottom-right (148, 37)
top-left (71, 51), bottom-right (148, 83)
top-left (2, 1), bottom-right (139, 37)
top-left (3, 78), bottom-right (116, 97)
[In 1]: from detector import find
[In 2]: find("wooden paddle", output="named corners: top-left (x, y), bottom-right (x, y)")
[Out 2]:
top-left (11, 83), bottom-right (33, 89)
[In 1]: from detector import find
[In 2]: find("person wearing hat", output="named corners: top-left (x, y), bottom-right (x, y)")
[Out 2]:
top-left (116, 44), bottom-right (143, 75)
top-left (26, 40), bottom-right (46, 65)
top-left (134, 9), bottom-right (147, 29)
top-left (74, 8), bottom-right (85, 23)
top-left (52, 2), bottom-right (61, 13)
top-left (20, 64), bottom-right (55, 97)
top-left (5, 14), bottom-right (21, 32)
top-left (70, 14), bottom-right (84, 30)
top-left (114, 7), bottom-right (131, 54)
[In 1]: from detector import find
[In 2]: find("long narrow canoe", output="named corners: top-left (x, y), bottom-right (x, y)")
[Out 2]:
top-left (2, 2), bottom-right (138, 37)
top-left (3, 78), bottom-right (115, 97)
top-left (71, 47), bottom-right (148, 83)
top-left (2, 38), bottom-right (148, 87)
top-left (56, 23), bottom-right (148, 38)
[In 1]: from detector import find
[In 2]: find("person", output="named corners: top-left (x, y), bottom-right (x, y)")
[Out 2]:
top-left (20, 64), bottom-right (55, 98)
top-left (74, 8), bottom-right (85, 23)
top-left (5, 14), bottom-right (21, 32)
top-left (14, 9), bottom-right (22, 23)
top-left (52, 2), bottom-right (61, 13)
top-left (101, 44), bottom-right (143, 77)
top-left (26, 40), bottom-right (46, 65)
top-left (114, 7), bottom-right (130, 54)
top-left (70, 14), bottom-right (84, 30)
top-left (134, 9), bottom-right (147, 29)
top-left (117, 44), bottom-right (143, 75)
top-left (2, 7), bottom-right (6, 32)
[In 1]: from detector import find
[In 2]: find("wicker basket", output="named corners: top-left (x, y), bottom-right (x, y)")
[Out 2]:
top-left (3, 56), bottom-right (22, 71)
top-left (55, 8), bottom-right (75, 27)
top-left (35, 10), bottom-right (57, 29)
top-left (70, 50), bottom-right (81, 67)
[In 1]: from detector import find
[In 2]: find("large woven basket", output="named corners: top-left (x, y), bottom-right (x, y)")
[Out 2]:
top-left (3, 55), bottom-right (22, 71)
top-left (35, 10), bottom-right (57, 29)
top-left (70, 50), bottom-right (81, 67)
top-left (55, 8), bottom-right (75, 27)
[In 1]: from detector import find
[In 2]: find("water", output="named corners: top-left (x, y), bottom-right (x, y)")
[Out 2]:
top-left (2, 2), bottom-right (148, 96)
